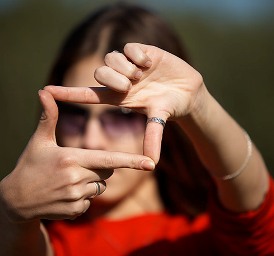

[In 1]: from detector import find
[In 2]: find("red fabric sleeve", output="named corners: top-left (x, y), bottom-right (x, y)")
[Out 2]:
top-left (208, 175), bottom-right (274, 256)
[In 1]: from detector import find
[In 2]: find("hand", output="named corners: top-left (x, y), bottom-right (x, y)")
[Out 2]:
top-left (44, 43), bottom-right (206, 162)
top-left (0, 90), bottom-right (155, 222)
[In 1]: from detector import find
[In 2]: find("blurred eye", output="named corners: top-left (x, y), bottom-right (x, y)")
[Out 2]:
top-left (102, 109), bottom-right (139, 124)
top-left (58, 114), bottom-right (86, 135)
top-left (57, 102), bottom-right (88, 135)
top-left (100, 108), bottom-right (146, 137)
top-left (56, 103), bottom-right (145, 139)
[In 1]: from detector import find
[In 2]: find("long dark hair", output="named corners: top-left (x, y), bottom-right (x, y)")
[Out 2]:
top-left (48, 3), bottom-right (212, 218)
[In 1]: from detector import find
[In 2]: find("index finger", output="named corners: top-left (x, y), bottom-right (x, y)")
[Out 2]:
top-left (44, 85), bottom-right (126, 106)
top-left (68, 148), bottom-right (155, 171)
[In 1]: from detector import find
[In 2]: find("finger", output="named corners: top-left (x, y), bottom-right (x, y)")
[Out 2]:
top-left (104, 51), bottom-right (143, 80)
top-left (68, 166), bottom-right (114, 183)
top-left (68, 148), bottom-right (155, 171)
top-left (35, 89), bottom-right (58, 142)
top-left (95, 66), bottom-right (132, 92)
top-left (143, 114), bottom-right (168, 164)
top-left (123, 43), bottom-right (152, 68)
top-left (44, 85), bottom-right (126, 106)
top-left (87, 181), bottom-right (106, 198)
top-left (143, 123), bottom-right (163, 164)
top-left (67, 199), bottom-right (91, 219)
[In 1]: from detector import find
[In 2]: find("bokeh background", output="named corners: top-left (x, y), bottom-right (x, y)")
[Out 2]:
top-left (0, 0), bottom-right (273, 179)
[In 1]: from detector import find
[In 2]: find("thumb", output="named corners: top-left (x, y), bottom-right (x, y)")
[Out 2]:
top-left (143, 116), bottom-right (167, 164)
top-left (34, 89), bottom-right (58, 143)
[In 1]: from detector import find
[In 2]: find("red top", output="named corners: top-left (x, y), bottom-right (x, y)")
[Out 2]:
top-left (46, 177), bottom-right (274, 255)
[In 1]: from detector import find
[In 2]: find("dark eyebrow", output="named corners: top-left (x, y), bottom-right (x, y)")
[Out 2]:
top-left (56, 101), bottom-right (88, 115)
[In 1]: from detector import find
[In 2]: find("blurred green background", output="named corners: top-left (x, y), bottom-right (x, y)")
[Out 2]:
top-left (0, 0), bottom-right (274, 179)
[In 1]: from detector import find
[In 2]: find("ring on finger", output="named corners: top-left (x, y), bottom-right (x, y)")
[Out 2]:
top-left (146, 117), bottom-right (166, 128)
top-left (90, 181), bottom-right (101, 198)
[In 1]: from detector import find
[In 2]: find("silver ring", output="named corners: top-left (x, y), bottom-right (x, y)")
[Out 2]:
top-left (146, 117), bottom-right (166, 128)
top-left (91, 181), bottom-right (100, 198)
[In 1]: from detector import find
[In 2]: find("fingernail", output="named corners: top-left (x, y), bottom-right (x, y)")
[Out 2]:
top-left (141, 160), bottom-right (155, 171)
top-left (144, 60), bottom-right (152, 68)
top-left (134, 70), bottom-right (143, 80)
top-left (40, 112), bottom-right (47, 121)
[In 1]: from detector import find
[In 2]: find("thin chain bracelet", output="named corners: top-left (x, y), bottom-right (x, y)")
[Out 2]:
top-left (217, 131), bottom-right (253, 181)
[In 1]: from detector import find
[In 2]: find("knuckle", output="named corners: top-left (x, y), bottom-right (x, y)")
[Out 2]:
top-left (65, 171), bottom-right (82, 185)
top-left (83, 87), bottom-right (91, 102)
top-left (104, 52), bottom-right (112, 65)
top-left (136, 53), bottom-right (146, 64)
top-left (94, 66), bottom-right (105, 81)
top-left (58, 154), bottom-right (76, 168)
top-left (103, 154), bottom-right (114, 168)
top-left (68, 202), bottom-right (84, 217)
top-left (67, 187), bottom-right (82, 201)
top-left (121, 77), bottom-right (131, 92)
top-left (127, 64), bottom-right (137, 78)
top-left (130, 156), bottom-right (138, 169)
top-left (193, 70), bottom-right (203, 85)
top-left (66, 87), bottom-right (73, 101)
top-left (123, 43), bottom-right (133, 53)
top-left (197, 72), bottom-right (204, 85)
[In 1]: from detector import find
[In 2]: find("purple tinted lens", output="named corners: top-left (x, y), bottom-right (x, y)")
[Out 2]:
top-left (57, 102), bottom-right (88, 135)
top-left (58, 114), bottom-right (86, 135)
top-left (57, 102), bottom-right (146, 138)
top-left (100, 109), bottom-right (146, 137)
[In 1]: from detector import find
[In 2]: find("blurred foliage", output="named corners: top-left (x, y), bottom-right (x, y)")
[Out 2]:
top-left (0, 0), bottom-right (274, 179)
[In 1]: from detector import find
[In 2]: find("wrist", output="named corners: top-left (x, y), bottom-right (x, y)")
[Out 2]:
top-left (190, 82), bottom-right (209, 117)
top-left (1, 192), bottom-right (40, 241)
top-left (0, 193), bottom-right (42, 256)
top-left (177, 83), bottom-right (212, 129)
top-left (0, 175), bottom-right (38, 225)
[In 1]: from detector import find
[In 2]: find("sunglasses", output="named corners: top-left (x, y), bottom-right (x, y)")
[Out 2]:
top-left (56, 102), bottom-right (146, 139)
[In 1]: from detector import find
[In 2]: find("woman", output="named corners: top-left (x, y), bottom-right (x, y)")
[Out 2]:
top-left (1, 3), bottom-right (274, 256)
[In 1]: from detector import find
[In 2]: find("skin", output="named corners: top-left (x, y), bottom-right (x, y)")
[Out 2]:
top-left (0, 52), bottom-right (156, 256)
top-left (46, 43), bottom-right (269, 212)
top-left (60, 55), bottom-right (164, 218)
top-left (0, 42), bottom-right (270, 256)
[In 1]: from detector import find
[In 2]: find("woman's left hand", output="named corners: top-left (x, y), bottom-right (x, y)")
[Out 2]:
top-left (45, 43), bottom-right (206, 162)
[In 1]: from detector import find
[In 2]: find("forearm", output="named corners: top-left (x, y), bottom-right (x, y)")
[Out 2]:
top-left (0, 182), bottom-right (52, 256)
top-left (0, 218), bottom-right (51, 256)
top-left (177, 85), bottom-right (269, 212)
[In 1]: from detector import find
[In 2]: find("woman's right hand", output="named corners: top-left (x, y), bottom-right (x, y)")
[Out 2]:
top-left (0, 90), bottom-right (155, 223)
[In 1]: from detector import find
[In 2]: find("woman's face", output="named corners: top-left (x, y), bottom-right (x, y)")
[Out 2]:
top-left (58, 55), bottom-right (153, 204)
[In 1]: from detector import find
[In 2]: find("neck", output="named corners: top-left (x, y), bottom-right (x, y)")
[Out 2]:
top-left (88, 175), bottom-right (164, 221)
